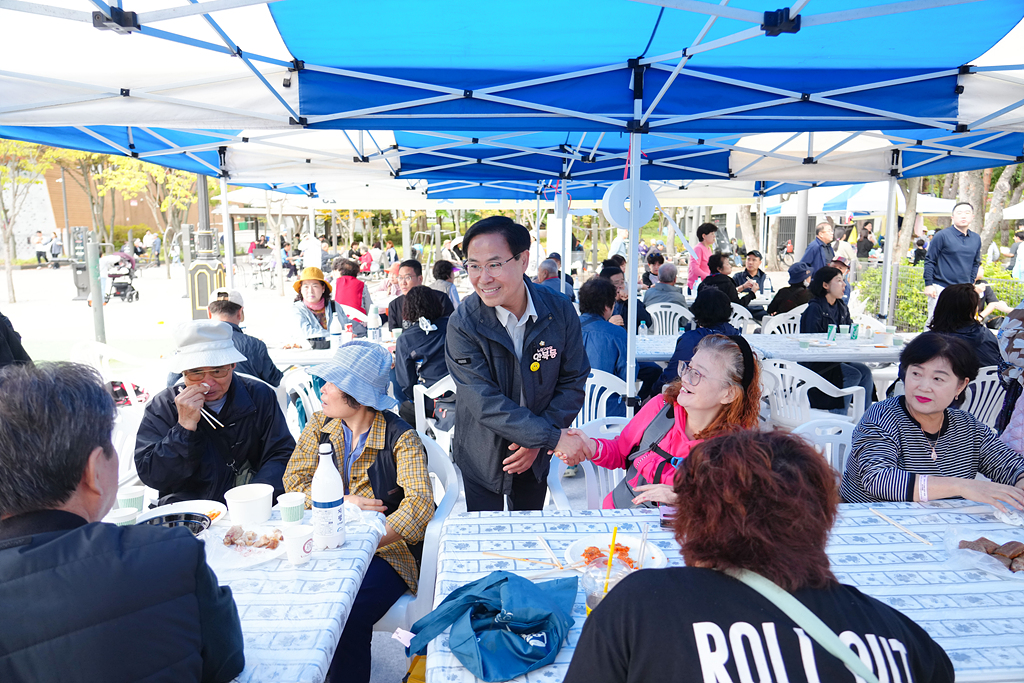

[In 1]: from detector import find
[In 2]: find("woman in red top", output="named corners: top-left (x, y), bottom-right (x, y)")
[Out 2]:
top-left (686, 222), bottom-right (719, 291)
top-left (565, 334), bottom-right (760, 508)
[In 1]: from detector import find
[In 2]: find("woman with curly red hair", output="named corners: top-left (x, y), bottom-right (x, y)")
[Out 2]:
top-left (564, 429), bottom-right (953, 683)
top-left (564, 334), bottom-right (761, 508)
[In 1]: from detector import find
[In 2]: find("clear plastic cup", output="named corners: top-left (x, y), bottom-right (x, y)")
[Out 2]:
top-left (581, 557), bottom-right (632, 615)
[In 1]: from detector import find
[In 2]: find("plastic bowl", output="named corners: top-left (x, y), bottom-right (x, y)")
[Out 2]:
top-left (224, 483), bottom-right (274, 525)
top-left (142, 512), bottom-right (211, 535)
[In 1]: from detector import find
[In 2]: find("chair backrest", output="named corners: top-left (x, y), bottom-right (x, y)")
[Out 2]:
top-left (546, 417), bottom-right (629, 509)
top-left (647, 302), bottom-right (694, 335)
top-left (71, 341), bottom-right (164, 408)
top-left (237, 372), bottom-right (289, 416)
top-left (573, 370), bottom-right (627, 428)
top-left (413, 375), bottom-right (456, 453)
top-left (281, 367), bottom-right (322, 434)
top-left (762, 359), bottom-right (864, 427)
top-left (792, 418), bottom-right (856, 474)
top-left (761, 303), bottom-right (808, 335)
top-left (409, 431), bottom-right (460, 624)
top-left (729, 303), bottom-right (761, 333)
top-left (112, 406), bottom-right (146, 486)
top-left (340, 304), bottom-right (368, 323)
top-left (961, 365), bottom-right (1005, 430)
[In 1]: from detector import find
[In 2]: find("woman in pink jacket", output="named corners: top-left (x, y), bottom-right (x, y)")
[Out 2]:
top-left (566, 334), bottom-right (761, 508)
top-left (686, 222), bottom-right (719, 291)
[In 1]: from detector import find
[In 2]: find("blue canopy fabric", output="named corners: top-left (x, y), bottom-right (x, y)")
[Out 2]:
top-left (274, 0), bottom-right (1024, 133)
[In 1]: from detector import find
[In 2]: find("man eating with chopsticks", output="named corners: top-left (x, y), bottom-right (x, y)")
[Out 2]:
top-left (135, 321), bottom-right (295, 506)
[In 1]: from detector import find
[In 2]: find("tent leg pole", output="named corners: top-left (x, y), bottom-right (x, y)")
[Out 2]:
top-left (626, 131), bottom-right (641, 419)
top-left (535, 190), bottom-right (542, 274)
top-left (221, 176), bottom-right (235, 290)
top-left (879, 176), bottom-right (899, 321)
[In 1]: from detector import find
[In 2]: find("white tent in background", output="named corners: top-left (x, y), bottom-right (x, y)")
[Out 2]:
top-left (823, 182), bottom-right (958, 217)
top-left (1001, 202), bottom-right (1024, 221)
top-left (764, 186), bottom-right (842, 216)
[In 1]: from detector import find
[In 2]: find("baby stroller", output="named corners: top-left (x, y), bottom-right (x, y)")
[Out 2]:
top-left (105, 252), bottom-right (139, 303)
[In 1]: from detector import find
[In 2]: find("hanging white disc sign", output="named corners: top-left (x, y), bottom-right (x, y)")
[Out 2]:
top-left (601, 180), bottom-right (657, 229)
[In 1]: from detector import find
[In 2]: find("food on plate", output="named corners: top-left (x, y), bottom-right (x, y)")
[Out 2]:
top-left (282, 343), bottom-right (303, 349)
top-left (993, 541), bottom-right (1024, 559)
top-left (582, 543), bottom-right (635, 569)
top-left (223, 525), bottom-right (283, 550)
top-left (958, 536), bottom-right (1024, 572)
top-left (206, 509), bottom-right (222, 523)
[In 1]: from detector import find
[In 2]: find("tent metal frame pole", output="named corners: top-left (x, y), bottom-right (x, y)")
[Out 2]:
top-left (625, 131), bottom-right (641, 419)
top-left (534, 189), bottom-right (542, 275)
top-left (220, 175), bottom-right (235, 290)
top-left (879, 176), bottom-right (900, 320)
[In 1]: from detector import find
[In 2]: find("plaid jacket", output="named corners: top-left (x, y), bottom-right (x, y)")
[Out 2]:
top-left (283, 410), bottom-right (433, 592)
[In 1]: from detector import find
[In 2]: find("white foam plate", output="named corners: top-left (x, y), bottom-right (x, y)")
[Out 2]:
top-left (136, 500), bottom-right (228, 526)
top-left (564, 533), bottom-right (668, 570)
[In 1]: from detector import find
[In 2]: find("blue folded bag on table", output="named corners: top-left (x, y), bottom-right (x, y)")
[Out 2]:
top-left (406, 570), bottom-right (578, 682)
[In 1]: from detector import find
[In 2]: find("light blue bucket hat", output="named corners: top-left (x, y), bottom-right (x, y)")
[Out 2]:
top-left (307, 340), bottom-right (398, 412)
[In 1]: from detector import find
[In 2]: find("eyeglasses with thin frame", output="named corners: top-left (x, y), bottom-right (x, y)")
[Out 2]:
top-left (183, 365), bottom-right (233, 382)
top-left (463, 252), bottom-right (522, 277)
top-left (677, 361), bottom-right (729, 387)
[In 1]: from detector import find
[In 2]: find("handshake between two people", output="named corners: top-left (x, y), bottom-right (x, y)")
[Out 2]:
top-left (501, 428), bottom-right (595, 474)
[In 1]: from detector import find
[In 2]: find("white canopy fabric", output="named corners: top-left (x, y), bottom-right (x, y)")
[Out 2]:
top-left (823, 181), bottom-right (959, 216)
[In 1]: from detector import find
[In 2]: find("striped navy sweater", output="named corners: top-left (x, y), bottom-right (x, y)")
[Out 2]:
top-left (840, 396), bottom-right (1024, 503)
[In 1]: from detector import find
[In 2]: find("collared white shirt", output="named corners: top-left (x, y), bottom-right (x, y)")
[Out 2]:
top-left (495, 286), bottom-right (538, 361)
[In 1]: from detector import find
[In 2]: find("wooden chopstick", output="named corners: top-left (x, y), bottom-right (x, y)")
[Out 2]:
top-left (199, 411), bottom-right (218, 430)
top-left (481, 551), bottom-right (562, 567)
top-left (201, 408), bottom-right (225, 428)
top-left (869, 508), bottom-right (933, 546)
top-left (537, 535), bottom-right (563, 569)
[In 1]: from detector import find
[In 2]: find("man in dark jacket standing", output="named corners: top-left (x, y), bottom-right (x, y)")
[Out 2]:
top-left (0, 362), bottom-right (244, 683)
top-left (446, 217), bottom-right (590, 511)
top-left (799, 223), bottom-right (835, 275)
top-left (136, 321), bottom-right (295, 505)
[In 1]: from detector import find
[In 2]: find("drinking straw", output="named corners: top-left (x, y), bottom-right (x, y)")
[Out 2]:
top-left (603, 526), bottom-right (618, 593)
top-left (637, 522), bottom-right (650, 570)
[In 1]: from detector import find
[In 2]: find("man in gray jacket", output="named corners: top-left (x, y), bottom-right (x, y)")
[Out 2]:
top-left (642, 262), bottom-right (689, 308)
top-left (446, 217), bottom-right (590, 511)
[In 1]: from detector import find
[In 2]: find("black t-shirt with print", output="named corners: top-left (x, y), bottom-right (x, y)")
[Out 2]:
top-left (564, 567), bottom-right (953, 683)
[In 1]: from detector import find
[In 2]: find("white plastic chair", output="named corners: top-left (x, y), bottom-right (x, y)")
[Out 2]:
top-left (374, 431), bottom-right (460, 634)
top-left (340, 304), bottom-right (368, 323)
top-left (961, 366), bottom-right (1005, 430)
top-left (71, 341), bottom-right (165, 408)
top-left (647, 302), bottom-right (694, 335)
top-left (729, 303), bottom-right (761, 334)
top-left (762, 358), bottom-right (865, 429)
top-left (547, 417), bottom-right (629, 510)
top-left (112, 406), bottom-right (146, 487)
top-left (760, 303), bottom-right (808, 335)
top-left (572, 370), bottom-right (627, 428)
top-left (792, 418), bottom-right (855, 474)
top-left (282, 367), bottom-right (322, 437)
top-left (413, 375), bottom-right (456, 454)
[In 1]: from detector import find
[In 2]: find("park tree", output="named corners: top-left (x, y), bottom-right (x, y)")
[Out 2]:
top-left (0, 141), bottom-right (54, 303)
top-left (49, 150), bottom-right (115, 245)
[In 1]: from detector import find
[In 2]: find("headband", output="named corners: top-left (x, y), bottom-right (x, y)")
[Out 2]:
top-left (727, 335), bottom-right (756, 391)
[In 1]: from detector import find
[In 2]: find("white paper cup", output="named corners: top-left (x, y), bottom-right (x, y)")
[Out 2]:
top-left (283, 525), bottom-right (314, 565)
top-left (224, 483), bottom-right (274, 525)
top-left (277, 492), bottom-right (306, 525)
top-left (116, 486), bottom-right (145, 512)
top-left (107, 507), bottom-right (138, 526)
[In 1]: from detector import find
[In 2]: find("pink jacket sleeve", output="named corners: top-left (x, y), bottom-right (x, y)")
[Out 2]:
top-left (687, 244), bottom-right (711, 289)
top-left (591, 396), bottom-right (668, 470)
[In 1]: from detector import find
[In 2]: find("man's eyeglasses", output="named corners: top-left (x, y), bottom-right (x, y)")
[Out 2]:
top-left (183, 365), bottom-right (233, 382)
top-left (678, 361), bottom-right (727, 387)
top-left (463, 253), bottom-right (522, 277)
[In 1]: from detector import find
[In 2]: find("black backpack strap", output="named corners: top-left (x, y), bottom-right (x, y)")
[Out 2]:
top-left (625, 403), bottom-right (678, 467)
